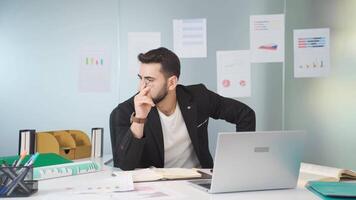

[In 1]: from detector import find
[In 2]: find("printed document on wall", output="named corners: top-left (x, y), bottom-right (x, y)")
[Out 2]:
top-left (217, 50), bottom-right (251, 98)
top-left (78, 50), bottom-right (111, 93)
top-left (250, 14), bottom-right (284, 63)
top-left (294, 28), bottom-right (330, 78)
top-left (173, 18), bottom-right (207, 58)
top-left (128, 32), bottom-right (161, 75)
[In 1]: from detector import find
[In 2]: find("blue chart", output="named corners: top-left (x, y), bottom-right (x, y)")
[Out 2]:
top-left (294, 28), bottom-right (330, 78)
top-left (298, 37), bottom-right (326, 48)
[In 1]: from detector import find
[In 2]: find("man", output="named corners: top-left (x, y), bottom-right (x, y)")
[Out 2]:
top-left (110, 47), bottom-right (255, 170)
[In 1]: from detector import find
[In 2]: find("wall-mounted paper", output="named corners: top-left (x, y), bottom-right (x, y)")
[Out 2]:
top-left (173, 18), bottom-right (207, 58)
top-left (217, 50), bottom-right (251, 98)
top-left (250, 14), bottom-right (285, 63)
top-left (128, 32), bottom-right (161, 75)
top-left (78, 50), bottom-right (111, 93)
top-left (294, 28), bottom-right (330, 78)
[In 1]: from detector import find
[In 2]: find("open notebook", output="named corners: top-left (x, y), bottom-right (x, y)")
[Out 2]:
top-left (299, 163), bottom-right (356, 186)
top-left (113, 168), bottom-right (211, 182)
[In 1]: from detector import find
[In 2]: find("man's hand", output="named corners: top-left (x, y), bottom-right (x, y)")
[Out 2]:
top-left (134, 84), bottom-right (155, 118)
top-left (130, 84), bottom-right (155, 139)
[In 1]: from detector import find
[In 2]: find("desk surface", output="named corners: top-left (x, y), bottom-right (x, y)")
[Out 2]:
top-left (17, 157), bottom-right (320, 200)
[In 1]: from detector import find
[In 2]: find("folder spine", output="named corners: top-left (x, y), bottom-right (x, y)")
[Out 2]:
top-left (18, 130), bottom-right (36, 155)
top-left (91, 128), bottom-right (104, 158)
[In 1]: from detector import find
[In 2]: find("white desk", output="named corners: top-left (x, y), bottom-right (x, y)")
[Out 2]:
top-left (19, 157), bottom-right (320, 200)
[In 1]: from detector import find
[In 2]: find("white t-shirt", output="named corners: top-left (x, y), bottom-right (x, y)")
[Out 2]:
top-left (157, 103), bottom-right (200, 168)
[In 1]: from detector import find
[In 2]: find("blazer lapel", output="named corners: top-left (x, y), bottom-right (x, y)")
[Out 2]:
top-left (146, 108), bottom-right (164, 165)
top-left (176, 86), bottom-right (200, 158)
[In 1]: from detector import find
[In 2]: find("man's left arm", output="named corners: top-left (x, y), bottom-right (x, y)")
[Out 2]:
top-left (202, 85), bottom-right (256, 131)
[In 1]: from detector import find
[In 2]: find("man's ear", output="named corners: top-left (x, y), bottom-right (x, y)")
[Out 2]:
top-left (167, 76), bottom-right (178, 90)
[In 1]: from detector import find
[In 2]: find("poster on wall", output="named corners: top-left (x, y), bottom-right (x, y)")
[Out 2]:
top-left (250, 14), bottom-right (285, 63)
top-left (173, 18), bottom-right (207, 58)
top-left (78, 50), bottom-right (111, 93)
top-left (293, 28), bottom-right (330, 78)
top-left (217, 50), bottom-right (251, 98)
top-left (128, 32), bottom-right (161, 75)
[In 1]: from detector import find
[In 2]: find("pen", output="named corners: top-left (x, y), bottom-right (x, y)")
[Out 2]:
top-left (15, 150), bottom-right (27, 167)
top-left (24, 153), bottom-right (39, 167)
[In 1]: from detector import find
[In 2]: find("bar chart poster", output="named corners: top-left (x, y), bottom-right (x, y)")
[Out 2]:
top-left (78, 50), bottom-right (111, 93)
top-left (250, 14), bottom-right (285, 63)
top-left (294, 28), bottom-right (330, 78)
top-left (173, 18), bottom-right (207, 58)
top-left (217, 50), bottom-right (251, 98)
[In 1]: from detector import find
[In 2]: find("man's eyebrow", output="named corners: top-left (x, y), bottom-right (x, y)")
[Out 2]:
top-left (137, 74), bottom-right (155, 80)
top-left (144, 76), bottom-right (155, 80)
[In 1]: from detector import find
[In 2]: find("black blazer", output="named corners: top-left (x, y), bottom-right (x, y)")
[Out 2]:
top-left (110, 84), bottom-right (256, 170)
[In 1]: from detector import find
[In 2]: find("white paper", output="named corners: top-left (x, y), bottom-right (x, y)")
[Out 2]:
top-left (78, 50), bottom-right (111, 93)
top-left (41, 178), bottom-right (183, 200)
top-left (293, 28), bottom-right (330, 78)
top-left (217, 50), bottom-right (251, 98)
top-left (250, 14), bottom-right (285, 63)
top-left (173, 18), bottom-right (207, 58)
top-left (128, 32), bottom-right (161, 75)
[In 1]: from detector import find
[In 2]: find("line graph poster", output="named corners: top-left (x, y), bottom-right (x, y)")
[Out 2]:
top-left (294, 28), bottom-right (330, 78)
top-left (250, 14), bottom-right (284, 63)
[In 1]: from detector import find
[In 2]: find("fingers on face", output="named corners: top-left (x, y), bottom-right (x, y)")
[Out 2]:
top-left (136, 95), bottom-right (155, 107)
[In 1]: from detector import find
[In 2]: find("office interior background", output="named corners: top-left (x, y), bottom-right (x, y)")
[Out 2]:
top-left (1, 0), bottom-right (355, 170)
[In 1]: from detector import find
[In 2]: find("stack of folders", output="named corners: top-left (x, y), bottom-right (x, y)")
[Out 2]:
top-left (33, 160), bottom-right (101, 180)
top-left (18, 130), bottom-right (36, 155)
top-left (0, 153), bottom-right (101, 180)
top-left (306, 181), bottom-right (356, 200)
top-left (91, 128), bottom-right (103, 158)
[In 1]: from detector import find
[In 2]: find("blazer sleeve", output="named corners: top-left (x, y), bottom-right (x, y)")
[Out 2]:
top-left (201, 84), bottom-right (256, 131)
top-left (110, 101), bottom-right (146, 170)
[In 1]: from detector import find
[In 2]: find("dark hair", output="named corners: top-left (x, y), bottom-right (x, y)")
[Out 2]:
top-left (138, 47), bottom-right (180, 79)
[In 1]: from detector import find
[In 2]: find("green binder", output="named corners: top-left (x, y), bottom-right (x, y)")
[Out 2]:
top-left (306, 181), bottom-right (356, 200)
top-left (0, 153), bottom-right (72, 168)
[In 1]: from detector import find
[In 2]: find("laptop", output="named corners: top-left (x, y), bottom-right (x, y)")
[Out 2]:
top-left (190, 130), bottom-right (306, 193)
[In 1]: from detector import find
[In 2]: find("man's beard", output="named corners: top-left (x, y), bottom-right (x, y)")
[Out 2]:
top-left (152, 85), bottom-right (169, 104)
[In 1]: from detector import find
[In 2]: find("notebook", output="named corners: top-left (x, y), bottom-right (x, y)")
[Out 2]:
top-left (300, 163), bottom-right (356, 183)
top-left (113, 168), bottom-right (211, 182)
top-left (306, 181), bottom-right (356, 199)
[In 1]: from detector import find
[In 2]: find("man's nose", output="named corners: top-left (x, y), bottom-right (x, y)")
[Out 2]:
top-left (138, 79), bottom-right (147, 90)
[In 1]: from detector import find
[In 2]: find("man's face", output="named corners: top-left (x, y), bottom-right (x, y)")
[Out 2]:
top-left (138, 63), bottom-right (169, 104)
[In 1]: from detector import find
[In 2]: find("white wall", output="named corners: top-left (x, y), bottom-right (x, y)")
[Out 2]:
top-left (0, 0), bottom-right (119, 156)
top-left (285, 0), bottom-right (356, 170)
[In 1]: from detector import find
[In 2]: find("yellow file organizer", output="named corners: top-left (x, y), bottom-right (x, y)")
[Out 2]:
top-left (35, 130), bottom-right (91, 160)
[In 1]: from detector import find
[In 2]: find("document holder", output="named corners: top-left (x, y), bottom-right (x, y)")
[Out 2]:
top-left (0, 164), bottom-right (38, 197)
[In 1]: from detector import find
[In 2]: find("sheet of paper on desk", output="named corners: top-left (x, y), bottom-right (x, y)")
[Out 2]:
top-left (39, 179), bottom-right (183, 200)
top-left (73, 174), bottom-right (134, 194)
top-left (113, 172), bottom-right (134, 191)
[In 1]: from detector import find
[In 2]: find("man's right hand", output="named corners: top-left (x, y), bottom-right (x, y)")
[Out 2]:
top-left (130, 84), bottom-right (155, 139)
top-left (134, 85), bottom-right (155, 118)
